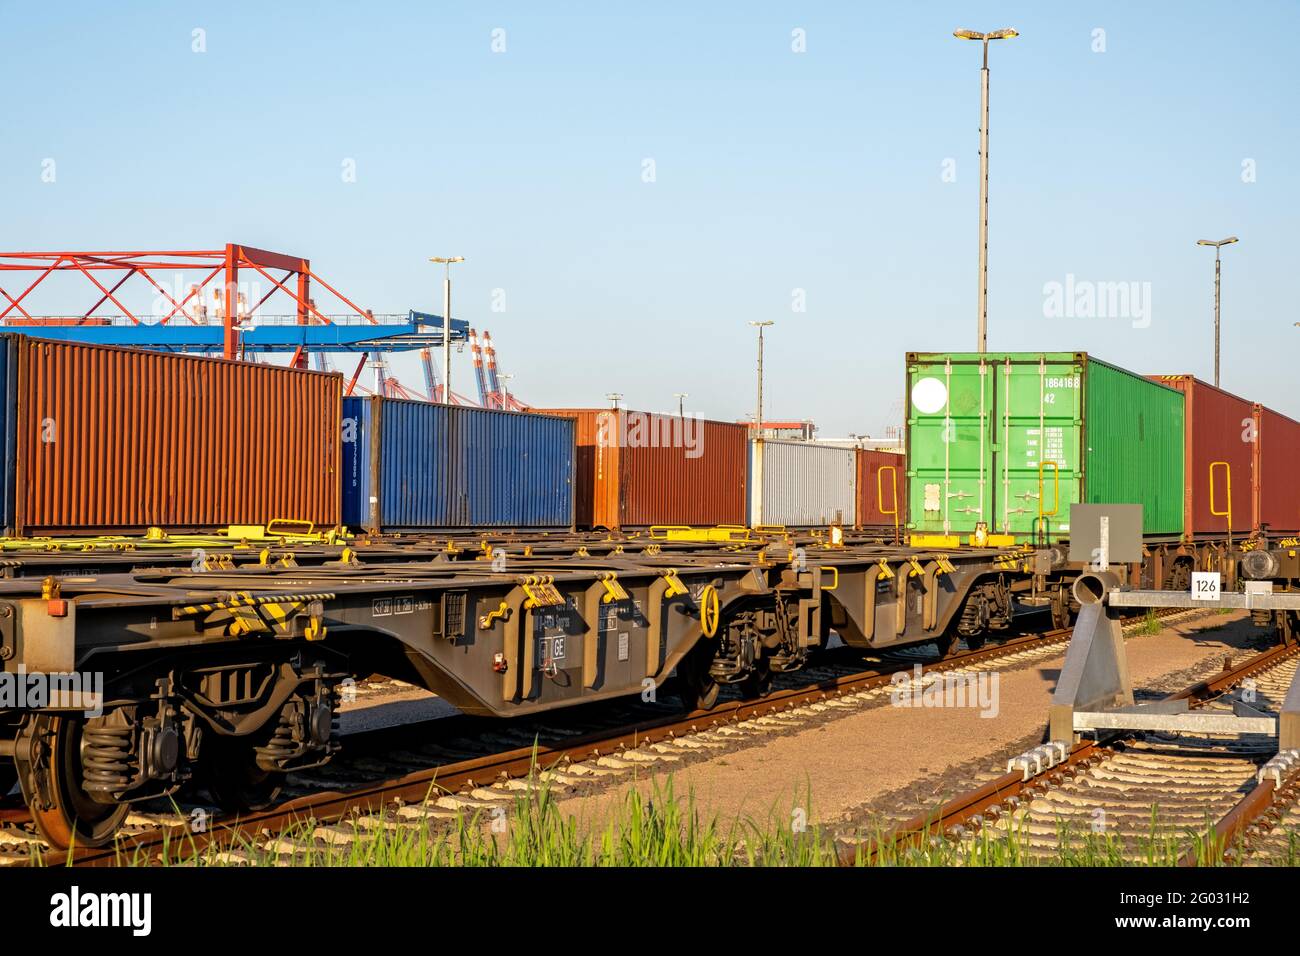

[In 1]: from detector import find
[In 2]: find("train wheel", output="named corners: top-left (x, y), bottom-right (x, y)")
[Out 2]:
top-left (198, 736), bottom-right (284, 813)
top-left (19, 715), bottom-right (129, 849)
top-left (676, 643), bottom-right (721, 711)
top-left (0, 758), bottom-right (18, 802)
top-left (739, 660), bottom-right (774, 700)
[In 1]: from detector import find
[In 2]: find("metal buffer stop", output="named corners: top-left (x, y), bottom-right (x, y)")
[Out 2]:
top-left (1049, 505), bottom-right (1300, 749)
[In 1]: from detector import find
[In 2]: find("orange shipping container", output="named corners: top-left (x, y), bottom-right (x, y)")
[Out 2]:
top-left (541, 409), bottom-right (747, 529)
top-left (14, 337), bottom-right (341, 534)
top-left (1255, 404), bottom-right (1300, 536)
top-left (1149, 376), bottom-right (1256, 537)
top-left (855, 449), bottom-right (905, 531)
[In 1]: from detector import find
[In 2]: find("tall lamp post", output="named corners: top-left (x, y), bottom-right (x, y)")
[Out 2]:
top-left (674, 392), bottom-right (688, 417)
top-left (429, 256), bottom-right (465, 403)
top-left (954, 27), bottom-right (1018, 353)
top-left (749, 321), bottom-right (774, 525)
top-left (748, 321), bottom-right (773, 435)
top-left (1196, 237), bottom-right (1238, 388)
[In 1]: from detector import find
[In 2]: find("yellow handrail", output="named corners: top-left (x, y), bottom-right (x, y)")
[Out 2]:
top-left (1210, 460), bottom-right (1232, 528)
top-left (1038, 461), bottom-right (1059, 518)
top-left (877, 464), bottom-right (899, 542)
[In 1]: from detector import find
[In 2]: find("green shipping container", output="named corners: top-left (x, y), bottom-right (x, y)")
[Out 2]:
top-left (905, 352), bottom-right (1185, 542)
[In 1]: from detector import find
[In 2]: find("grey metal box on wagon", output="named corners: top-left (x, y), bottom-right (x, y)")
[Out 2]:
top-left (1067, 504), bottom-right (1144, 564)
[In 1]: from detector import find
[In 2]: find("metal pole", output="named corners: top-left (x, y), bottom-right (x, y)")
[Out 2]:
top-left (977, 40), bottom-right (990, 353)
top-left (756, 325), bottom-right (765, 434)
top-left (1214, 251), bottom-right (1221, 388)
top-left (442, 269), bottom-right (452, 403)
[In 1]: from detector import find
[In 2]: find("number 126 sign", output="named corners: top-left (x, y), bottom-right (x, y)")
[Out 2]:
top-left (1191, 571), bottom-right (1221, 601)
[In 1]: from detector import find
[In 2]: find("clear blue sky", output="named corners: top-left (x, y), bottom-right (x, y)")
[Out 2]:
top-left (3, 2), bottom-right (1295, 436)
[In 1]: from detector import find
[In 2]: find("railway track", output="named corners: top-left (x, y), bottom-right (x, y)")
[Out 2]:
top-left (851, 636), bottom-right (1300, 866)
top-left (0, 605), bottom-right (1208, 866)
top-left (18, 617), bottom-right (1103, 867)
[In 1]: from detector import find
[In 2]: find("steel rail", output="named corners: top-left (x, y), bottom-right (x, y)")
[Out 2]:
top-left (43, 627), bottom-right (1077, 867)
top-left (849, 640), bottom-right (1300, 867)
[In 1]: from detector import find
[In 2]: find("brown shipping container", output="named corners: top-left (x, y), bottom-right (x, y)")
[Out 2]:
top-left (1149, 376), bottom-right (1256, 537)
top-left (542, 409), bottom-right (747, 529)
top-left (15, 338), bottom-right (341, 534)
top-left (1256, 404), bottom-right (1300, 536)
top-left (855, 449), bottom-right (905, 530)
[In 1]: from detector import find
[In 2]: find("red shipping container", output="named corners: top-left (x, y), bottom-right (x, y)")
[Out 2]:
top-left (855, 449), bottom-right (905, 531)
top-left (15, 337), bottom-right (341, 534)
top-left (1149, 376), bottom-right (1256, 537)
top-left (541, 409), bottom-right (747, 529)
top-left (1255, 404), bottom-right (1300, 536)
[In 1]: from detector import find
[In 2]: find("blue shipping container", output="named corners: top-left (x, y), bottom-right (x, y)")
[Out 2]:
top-left (341, 397), bottom-right (575, 531)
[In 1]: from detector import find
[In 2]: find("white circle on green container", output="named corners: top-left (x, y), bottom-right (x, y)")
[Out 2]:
top-left (911, 377), bottom-right (948, 415)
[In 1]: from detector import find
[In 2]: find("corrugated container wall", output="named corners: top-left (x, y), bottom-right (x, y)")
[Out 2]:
top-left (0, 338), bottom-right (16, 533)
top-left (1256, 406), bottom-right (1300, 535)
top-left (907, 352), bottom-right (1184, 541)
top-left (856, 449), bottom-right (905, 529)
top-left (15, 337), bottom-right (341, 534)
top-left (1148, 376), bottom-right (1256, 536)
top-left (342, 397), bottom-right (575, 531)
top-left (749, 439), bottom-right (856, 527)
top-left (541, 409), bottom-right (747, 529)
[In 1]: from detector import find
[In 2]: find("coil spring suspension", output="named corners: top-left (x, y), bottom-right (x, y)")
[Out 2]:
top-left (256, 712), bottom-right (299, 764)
top-left (82, 723), bottom-right (133, 792)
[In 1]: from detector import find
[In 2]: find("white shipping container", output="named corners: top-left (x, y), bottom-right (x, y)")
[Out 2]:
top-left (749, 439), bottom-right (857, 526)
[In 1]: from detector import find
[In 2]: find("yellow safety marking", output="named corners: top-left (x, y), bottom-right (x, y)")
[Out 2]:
top-left (907, 557), bottom-right (924, 577)
top-left (598, 571), bottom-right (628, 603)
top-left (266, 518), bottom-right (315, 537)
top-left (936, 557), bottom-right (956, 574)
top-left (699, 584), bottom-right (721, 638)
top-left (173, 590), bottom-right (334, 618)
top-left (649, 525), bottom-right (731, 543)
top-left (661, 570), bottom-right (688, 598)
top-left (521, 575), bottom-right (565, 609)
top-left (876, 559), bottom-right (896, 579)
top-left (175, 591), bottom-right (335, 639)
top-left (909, 534), bottom-right (961, 548)
top-left (479, 601), bottom-right (511, 629)
top-left (1038, 461), bottom-right (1060, 518)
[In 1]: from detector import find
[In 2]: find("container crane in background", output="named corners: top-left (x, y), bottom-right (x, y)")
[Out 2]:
top-left (481, 330), bottom-right (529, 411)
top-left (419, 347), bottom-right (442, 402)
top-left (0, 244), bottom-right (526, 408)
top-left (469, 330), bottom-right (490, 407)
